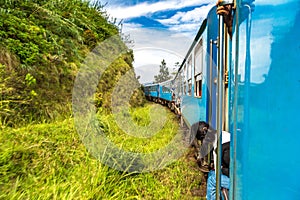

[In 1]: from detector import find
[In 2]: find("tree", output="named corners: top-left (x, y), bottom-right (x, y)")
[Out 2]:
top-left (154, 59), bottom-right (172, 83)
top-left (171, 61), bottom-right (180, 76)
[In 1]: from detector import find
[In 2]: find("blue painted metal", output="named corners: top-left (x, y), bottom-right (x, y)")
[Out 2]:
top-left (178, 14), bottom-right (218, 128)
top-left (143, 3), bottom-right (300, 198)
top-left (181, 95), bottom-right (203, 127)
top-left (143, 83), bottom-right (159, 98)
top-left (159, 80), bottom-right (173, 101)
top-left (206, 6), bottom-right (219, 130)
top-left (230, 0), bottom-right (300, 199)
top-left (159, 87), bottom-right (172, 101)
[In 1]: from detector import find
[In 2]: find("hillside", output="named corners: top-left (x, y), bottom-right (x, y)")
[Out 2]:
top-left (0, 0), bottom-right (144, 127)
top-left (0, 1), bottom-right (207, 199)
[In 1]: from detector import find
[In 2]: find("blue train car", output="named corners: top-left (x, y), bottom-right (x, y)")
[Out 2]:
top-left (143, 1), bottom-right (300, 198)
top-left (143, 80), bottom-right (174, 108)
top-left (173, 8), bottom-right (219, 129)
top-left (143, 83), bottom-right (159, 101)
top-left (159, 80), bottom-right (173, 103)
top-left (226, 0), bottom-right (300, 199)
top-left (143, 84), bottom-right (150, 97)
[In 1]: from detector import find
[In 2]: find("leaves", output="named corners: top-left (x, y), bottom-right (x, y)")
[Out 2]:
top-left (0, 0), bottom-right (144, 126)
top-left (154, 59), bottom-right (172, 83)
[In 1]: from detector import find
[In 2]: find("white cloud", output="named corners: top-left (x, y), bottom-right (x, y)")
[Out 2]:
top-left (182, 4), bottom-right (214, 22)
top-left (133, 48), bottom-right (183, 83)
top-left (168, 23), bottom-right (200, 33)
top-left (122, 22), bottom-right (142, 30)
top-left (123, 27), bottom-right (191, 55)
top-left (106, 0), bottom-right (215, 19)
top-left (120, 28), bottom-right (191, 83)
top-left (134, 47), bottom-right (183, 68)
top-left (158, 4), bottom-right (214, 25)
top-left (157, 3), bottom-right (214, 35)
top-left (104, 0), bottom-right (217, 83)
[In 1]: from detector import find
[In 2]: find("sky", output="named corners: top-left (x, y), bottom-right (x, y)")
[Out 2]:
top-left (101, 0), bottom-right (216, 83)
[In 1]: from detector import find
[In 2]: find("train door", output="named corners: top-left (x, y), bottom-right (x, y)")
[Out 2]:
top-left (207, 5), bottom-right (231, 131)
top-left (230, 0), bottom-right (300, 199)
top-left (206, 7), bottom-right (219, 130)
top-left (215, 1), bottom-right (233, 199)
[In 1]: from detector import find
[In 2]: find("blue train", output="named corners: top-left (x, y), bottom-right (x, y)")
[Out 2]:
top-left (143, 0), bottom-right (300, 199)
top-left (143, 80), bottom-right (174, 109)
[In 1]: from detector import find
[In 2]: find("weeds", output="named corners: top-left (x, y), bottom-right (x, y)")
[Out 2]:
top-left (0, 104), bottom-right (204, 199)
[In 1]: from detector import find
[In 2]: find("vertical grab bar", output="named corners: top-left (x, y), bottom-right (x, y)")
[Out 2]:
top-left (209, 40), bottom-right (213, 127)
top-left (209, 39), bottom-right (214, 168)
top-left (230, 3), bottom-right (253, 199)
top-left (216, 14), bottom-right (225, 200)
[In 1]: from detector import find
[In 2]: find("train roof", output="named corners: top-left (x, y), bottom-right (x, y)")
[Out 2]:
top-left (142, 82), bottom-right (159, 87)
top-left (172, 6), bottom-right (218, 80)
top-left (175, 19), bottom-right (207, 77)
top-left (143, 78), bottom-right (173, 87)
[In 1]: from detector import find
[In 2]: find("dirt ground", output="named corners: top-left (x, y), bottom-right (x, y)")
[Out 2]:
top-left (179, 122), bottom-right (208, 199)
top-left (185, 147), bottom-right (208, 198)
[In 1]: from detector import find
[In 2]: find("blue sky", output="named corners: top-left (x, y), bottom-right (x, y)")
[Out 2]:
top-left (101, 0), bottom-right (216, 83)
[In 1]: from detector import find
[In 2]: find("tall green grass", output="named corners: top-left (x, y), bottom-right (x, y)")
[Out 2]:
top-left (98, 104), bottom-right (179, 153)
top-left (0, 104), bottom-right (205, 199)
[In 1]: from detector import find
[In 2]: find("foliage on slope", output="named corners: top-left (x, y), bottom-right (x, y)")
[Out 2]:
top-left (0, 0), bottom-right (145, 126)
top-left (0, 105), bottom-right (204, 199)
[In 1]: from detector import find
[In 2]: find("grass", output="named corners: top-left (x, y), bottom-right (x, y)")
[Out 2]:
top-left (0, 103), bottom-right (206, 199)
top-left (99, 104), bottom-right (180, 152)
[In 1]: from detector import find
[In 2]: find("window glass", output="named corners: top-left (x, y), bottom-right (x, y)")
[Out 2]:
top-left (195, 39), bottom-right (203, 76)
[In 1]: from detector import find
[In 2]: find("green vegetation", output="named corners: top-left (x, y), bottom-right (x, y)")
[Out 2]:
top-left (101, 104), bottom-right (176, 152)
top-left (0, 104), bottom-right (205, 199)
top-left (0, 1), bottom-right (205, 199)
top-left (0, 0), bottom-right (144, 127)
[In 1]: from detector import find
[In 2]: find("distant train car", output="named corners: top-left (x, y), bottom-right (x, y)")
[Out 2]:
top-left (158, 79), bottom-right (174, 107)
top-left (143, 83), bottom-right (159, 102)
top-left (143, 80), bottom-right (174, 108)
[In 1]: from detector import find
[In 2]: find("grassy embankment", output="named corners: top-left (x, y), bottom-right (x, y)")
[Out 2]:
top-left (0, 0), bottom-right (206, 198)
top-left (0, 104), bottom-right (206, 199)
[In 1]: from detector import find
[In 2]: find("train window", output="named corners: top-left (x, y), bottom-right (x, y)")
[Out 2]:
top-left (187, 57), bottom-right (192, 80)
top-left (162, 86), bottom-right (170, 93)
top-left (188, 79), bottom-right (192, 96)
top-left (150, 86), bottom-right (156, 92)
top-left (194, 39), bottom-right (203, 75)
top-left (184, 81), bottom-right (187, 95)
top-left (194, 39), bottom-right (203, 98)
top-left (194, 74), bottom-right (202, 98)
top-left (185, 56), bottom-right (193, 96)
top-left (177, 71), bottom-right (184, 96)
top-left (183, 64), bottom-right (187, 81)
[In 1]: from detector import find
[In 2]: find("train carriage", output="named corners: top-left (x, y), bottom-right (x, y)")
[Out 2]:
top-left (173, 6), bottom-right (219, 130)
top-left (227, 0), bottom-right (300, 199)
top-left (159, 79), bottom-right (174, 107)
top-left (143, 83), bottom-right (159, 102)
top-left (143, 0), bottom-right (300, 198)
